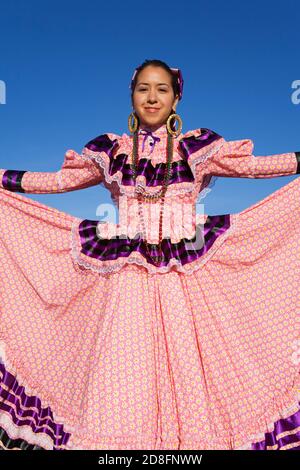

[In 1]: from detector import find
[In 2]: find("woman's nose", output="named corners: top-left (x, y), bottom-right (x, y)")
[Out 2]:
top-left (147, 91), bottom-right (157, 102)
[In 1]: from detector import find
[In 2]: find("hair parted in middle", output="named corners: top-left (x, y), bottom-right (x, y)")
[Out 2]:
top-left (130, 59), bottom-right (181, 106)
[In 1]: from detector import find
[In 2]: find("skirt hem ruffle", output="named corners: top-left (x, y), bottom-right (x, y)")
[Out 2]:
top-left (1, 338), bottom-right (299, 450)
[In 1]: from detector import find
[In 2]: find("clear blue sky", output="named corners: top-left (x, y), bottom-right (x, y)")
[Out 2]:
top-left (0, 0), bottom-right (299, 221)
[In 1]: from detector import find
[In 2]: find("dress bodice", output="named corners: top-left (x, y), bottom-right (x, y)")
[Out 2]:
top-left (69, 124), bottom-right (233, 275)
top-left (80, 124), bottom-right (225, 243)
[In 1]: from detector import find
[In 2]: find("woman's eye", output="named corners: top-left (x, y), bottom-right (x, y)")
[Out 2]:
top-left (138, 88), bottom-right (167, 92)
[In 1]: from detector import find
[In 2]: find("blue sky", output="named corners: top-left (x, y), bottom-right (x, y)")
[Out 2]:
top-left (0, 0), bottom-right (299, 221)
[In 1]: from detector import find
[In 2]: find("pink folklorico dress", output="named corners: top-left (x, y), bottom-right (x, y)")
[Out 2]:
top-left (0, 124), bottom-right (299, 450)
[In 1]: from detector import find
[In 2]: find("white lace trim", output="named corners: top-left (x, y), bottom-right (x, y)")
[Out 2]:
top-left (70, 213), bottom-right (240, 276)
top-left (186, 138), bottom-right (225, 178)
top-left (0, 410), bottom-right (54, 449)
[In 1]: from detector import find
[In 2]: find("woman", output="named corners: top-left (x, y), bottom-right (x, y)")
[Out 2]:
top-left (0, 59), bottom-right (299, 450)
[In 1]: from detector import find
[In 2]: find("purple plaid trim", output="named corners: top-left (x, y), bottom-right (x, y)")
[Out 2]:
top-left (178, 128), bottom-right (222, 160)
top-left (85, 134), bottom-right (120, 157)
top-left (78, 214), bottom-right (231, 268)
top-left (2, 170), bottom-right (27, 192)
top-left (84, 131), bottom-right (222, 186)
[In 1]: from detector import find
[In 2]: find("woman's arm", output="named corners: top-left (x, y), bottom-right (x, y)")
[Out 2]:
top-left (0, 149), bottom-right (104, 193)
top-left (208, 139), bottom-right (300, 178)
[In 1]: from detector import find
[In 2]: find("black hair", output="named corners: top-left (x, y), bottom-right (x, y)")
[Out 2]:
top-left (130, 59), bottom-right (179, 105)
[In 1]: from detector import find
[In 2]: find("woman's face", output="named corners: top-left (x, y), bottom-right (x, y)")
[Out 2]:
top-left (132, 65), bottom-right (179, 131)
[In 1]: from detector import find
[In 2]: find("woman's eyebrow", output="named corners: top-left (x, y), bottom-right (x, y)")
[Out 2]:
top-left (137, 82), bottom-right (170, 86)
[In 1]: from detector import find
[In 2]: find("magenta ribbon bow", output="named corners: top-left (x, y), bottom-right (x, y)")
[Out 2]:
top-left (139, 129), bottom-right (161, 155)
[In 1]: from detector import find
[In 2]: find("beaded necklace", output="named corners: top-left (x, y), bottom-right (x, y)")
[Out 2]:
top-left (130, 128), bottom-right (174, 267)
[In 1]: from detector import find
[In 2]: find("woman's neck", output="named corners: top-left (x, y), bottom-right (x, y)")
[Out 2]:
top-left (139, 122), bottom-right (166, 133)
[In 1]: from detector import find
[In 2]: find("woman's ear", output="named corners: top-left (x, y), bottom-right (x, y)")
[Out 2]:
top-left (173, 95), bottom-right (179, 112)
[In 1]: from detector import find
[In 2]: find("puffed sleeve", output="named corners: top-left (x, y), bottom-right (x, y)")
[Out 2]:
top-left (207, 138), bottom-right (300, 178)
top-left (0, 133), bottom-right (119, 194)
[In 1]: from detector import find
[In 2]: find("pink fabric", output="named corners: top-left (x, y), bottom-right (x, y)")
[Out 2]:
top-left (0, 126), bottom-right (299, 450)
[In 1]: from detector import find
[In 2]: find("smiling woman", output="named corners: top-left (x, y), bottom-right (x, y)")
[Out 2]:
top-left (0, 58), bottom-right (299, 450)
top-left (131, 62), bottom-right (180, 132)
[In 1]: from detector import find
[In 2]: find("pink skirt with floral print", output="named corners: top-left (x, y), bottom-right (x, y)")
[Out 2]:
top-left (0, 177), bottom-right (299, 450)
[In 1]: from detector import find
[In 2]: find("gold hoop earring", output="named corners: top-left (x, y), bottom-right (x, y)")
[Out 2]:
top-left (166, 113), bottom-right (182, 137)
top-left (128, 112), bottom-right (139, 134)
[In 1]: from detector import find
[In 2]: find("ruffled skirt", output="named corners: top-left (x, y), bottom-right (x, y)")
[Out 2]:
top-left (0, 177), bottom-right (299, 450)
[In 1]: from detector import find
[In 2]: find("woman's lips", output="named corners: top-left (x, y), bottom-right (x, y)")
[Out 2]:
top-left (145, 108), bottom-right (160, 113)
